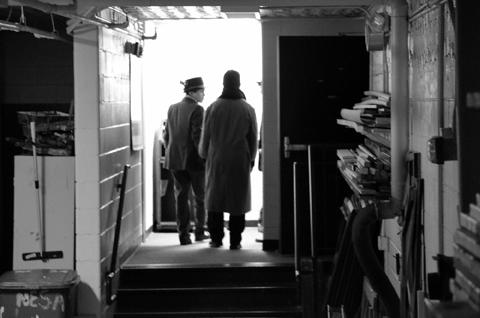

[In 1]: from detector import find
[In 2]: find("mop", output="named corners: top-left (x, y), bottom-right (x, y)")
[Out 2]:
top-left (22, 121), bottom-right (63, 262)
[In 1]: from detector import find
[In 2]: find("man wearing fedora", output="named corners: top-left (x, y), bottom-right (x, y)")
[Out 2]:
top-left (163, 77), bottom-right (209, 245)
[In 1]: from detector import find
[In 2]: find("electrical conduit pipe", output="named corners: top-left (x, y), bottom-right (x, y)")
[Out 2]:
top-left (390, 0), bottom-right (409, 213)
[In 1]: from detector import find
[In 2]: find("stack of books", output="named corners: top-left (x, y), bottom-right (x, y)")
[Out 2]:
top-left (355, 91), bottom-right (391, 128)
top-left (336, 138), bottom-right (391, 197)
top-left (339, 91), bottom-right (391, 128)
top-left (452, 195), bottom-right (480, 311)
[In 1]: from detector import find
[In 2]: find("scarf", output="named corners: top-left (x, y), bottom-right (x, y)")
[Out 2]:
top-left (219, 87), bottom-right (246, 100)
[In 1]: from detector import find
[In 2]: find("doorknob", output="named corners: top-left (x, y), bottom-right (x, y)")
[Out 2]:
top-left (284, 136), bottom-right (307, 158)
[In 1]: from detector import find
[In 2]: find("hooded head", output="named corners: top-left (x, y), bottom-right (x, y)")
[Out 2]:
top-left (223, 70), bottom-right (241, 89)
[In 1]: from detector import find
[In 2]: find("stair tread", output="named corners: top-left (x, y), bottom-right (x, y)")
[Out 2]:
top-left (115, 311), bottom-right (301, 318)
top-left (119, 282), bottom-right (297, 291)
top-left (115, 305), bottom-right (303, 313)
top-left (121, 262), bottom-right (294, 270)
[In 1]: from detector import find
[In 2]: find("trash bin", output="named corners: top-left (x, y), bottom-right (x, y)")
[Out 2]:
top-left (0, 269), bottom-right (79, 318)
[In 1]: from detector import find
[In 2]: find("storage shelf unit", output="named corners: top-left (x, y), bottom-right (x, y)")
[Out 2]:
top-left (336, 92), bottom-right (392, 217)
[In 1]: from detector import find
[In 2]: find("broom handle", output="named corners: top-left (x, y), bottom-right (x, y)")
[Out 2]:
top-left (30, 121), bottom-right (46, 256)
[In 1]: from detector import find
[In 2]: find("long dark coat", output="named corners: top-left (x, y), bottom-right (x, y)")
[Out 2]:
top-left (163, 97), bottom-right (204, 171)
top-left (199, 98), bottom-right (258, 214)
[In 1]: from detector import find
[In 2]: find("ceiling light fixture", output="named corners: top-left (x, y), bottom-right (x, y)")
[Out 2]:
top-left (221, 6), bottom-right (259, 19)
top-left (364, 9), bottom-right (389, 51)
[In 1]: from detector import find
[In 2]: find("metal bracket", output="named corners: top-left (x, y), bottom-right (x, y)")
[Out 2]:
top-left (283, 136), bottom-right (307, 158)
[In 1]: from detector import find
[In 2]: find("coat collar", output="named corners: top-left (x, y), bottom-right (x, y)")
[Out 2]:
top-left (183, 96), bottom-right (198, 104)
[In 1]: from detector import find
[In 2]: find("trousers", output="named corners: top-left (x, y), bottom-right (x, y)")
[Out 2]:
top-left (207, 211), bottom-right (245, 246)
top-left (171, 169), bottom-right (206, 241)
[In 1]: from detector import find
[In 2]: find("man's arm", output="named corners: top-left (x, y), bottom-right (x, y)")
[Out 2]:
top-left (199, 107), bottom-right (210, 159)
top-left (247, 106), bottom-right (258, 169)
top-left (190, 106), bottom-right (204, 149)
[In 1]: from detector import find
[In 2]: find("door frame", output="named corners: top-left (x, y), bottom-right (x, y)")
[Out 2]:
top-left (260, 18), bottom-right (365, 252)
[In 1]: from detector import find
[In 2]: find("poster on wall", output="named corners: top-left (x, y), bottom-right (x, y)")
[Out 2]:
top-left (130, 55), bottom-right (144, 151)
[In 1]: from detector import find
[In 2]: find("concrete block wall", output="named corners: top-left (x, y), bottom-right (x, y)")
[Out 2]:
top-left (74, 26), bottom-right (143, 317)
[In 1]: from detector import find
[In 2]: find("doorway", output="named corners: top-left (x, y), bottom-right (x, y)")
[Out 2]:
top-left (278, 36), bottom-right (368, 253)
top-left (142, 18), bottom-right (263, 233)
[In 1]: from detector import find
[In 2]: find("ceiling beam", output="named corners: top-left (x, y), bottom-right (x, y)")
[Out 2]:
top-left (76, 0), bottom-right (381, 9)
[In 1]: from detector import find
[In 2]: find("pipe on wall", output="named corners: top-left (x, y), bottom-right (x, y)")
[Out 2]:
top-left (389, 0), bottom-right (409, 212)
top-left (437, 4), bottom-right (445, 254)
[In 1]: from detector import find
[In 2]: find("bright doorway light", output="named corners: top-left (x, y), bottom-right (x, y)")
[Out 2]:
top-left (142, 18), bottom-right (263, 223)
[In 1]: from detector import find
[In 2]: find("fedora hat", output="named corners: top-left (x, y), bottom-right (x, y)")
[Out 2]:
top-left (183, 77), bottom-right (204, 92)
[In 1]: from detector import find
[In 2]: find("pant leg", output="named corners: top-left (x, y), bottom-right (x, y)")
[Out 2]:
top-left (229, 214), bottom-right (246, 246)
top-left (190, 169), bottom-right (206, 235)
top-left (171, 170), bottom-right (192, 241)
top-left (207, 211), bottom-right (224, 244)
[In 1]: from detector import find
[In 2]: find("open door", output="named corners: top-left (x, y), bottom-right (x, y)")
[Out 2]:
top-left (279, 36), bottom-right (368, 254)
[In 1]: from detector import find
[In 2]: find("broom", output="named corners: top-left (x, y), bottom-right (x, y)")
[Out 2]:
top-left (22, 121), bottom-right (63, 262)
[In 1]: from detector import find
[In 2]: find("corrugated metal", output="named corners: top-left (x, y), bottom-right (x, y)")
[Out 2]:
top-left (122, 6), bottom-right (223, 20)
top-left (121, 5), bottom-right (366, 20)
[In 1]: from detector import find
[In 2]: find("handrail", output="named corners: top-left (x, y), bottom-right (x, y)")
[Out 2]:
top-left (293, 161), bottom-right (309, 274)
top-left (106, 164), bottom-right (130, 305)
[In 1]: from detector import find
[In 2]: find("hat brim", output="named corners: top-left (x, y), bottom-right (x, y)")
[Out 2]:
top-left (186, 85), bottom-right (205, 91)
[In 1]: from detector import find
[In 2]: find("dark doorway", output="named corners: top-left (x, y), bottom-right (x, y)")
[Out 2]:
top-left (279, 36), bottom-right (368, 254)
top-left (0, 16), bottom-right (73, 274)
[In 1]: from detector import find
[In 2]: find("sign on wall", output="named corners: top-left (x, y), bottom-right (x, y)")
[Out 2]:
top-left (130, 54), bottom-right (144, 151)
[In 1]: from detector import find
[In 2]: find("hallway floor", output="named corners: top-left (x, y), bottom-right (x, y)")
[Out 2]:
top-left (123, 227), bottom-right (293, 268)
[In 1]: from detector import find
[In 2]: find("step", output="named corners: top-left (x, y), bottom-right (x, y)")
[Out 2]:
top-left (114, 306), bottom-right (303, 317)
top-left (119, 264), bottom-right (296, 288)
top-left (116, 284), bottom-right (299, 311)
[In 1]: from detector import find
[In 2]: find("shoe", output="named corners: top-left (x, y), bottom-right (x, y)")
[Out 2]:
top-left (209, 241), bottom-right (223, 248)
top-left (180, 238), bottom-right (192, 245)
top-left (229, 244), bottom-right (242, 250)
top-left (195, 233), bottom-right (210, 242)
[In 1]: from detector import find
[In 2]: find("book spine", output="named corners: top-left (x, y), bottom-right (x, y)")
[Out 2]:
top-left (460, 212), bottom-right (480, 236)
top-left (469, 203), bottom-right (480, 222)
top-left (455, 269), bottom-right (480, 305)
top-left (454, 244), bottom-right (480, 284)
top-left (454, 230), bottom-right (480, 259)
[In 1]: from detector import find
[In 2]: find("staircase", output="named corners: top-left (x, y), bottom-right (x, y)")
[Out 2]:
top-left (114, 263), bottom-right (302, 317)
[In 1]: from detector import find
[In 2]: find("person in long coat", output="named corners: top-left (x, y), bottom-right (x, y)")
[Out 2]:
top-left (163, 77), bottom-right (209, 245)
top-left (199, 70), bottom-right (258, 250)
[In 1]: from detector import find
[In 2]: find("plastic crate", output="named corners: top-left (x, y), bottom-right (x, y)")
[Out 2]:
top-left (0, 269), bottom-right (79, 318)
